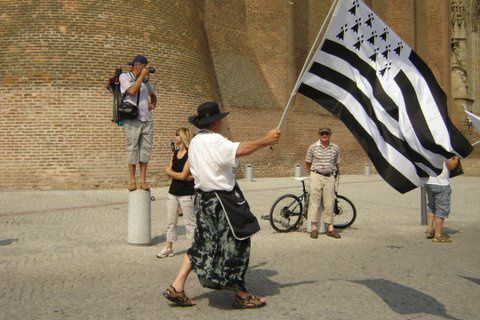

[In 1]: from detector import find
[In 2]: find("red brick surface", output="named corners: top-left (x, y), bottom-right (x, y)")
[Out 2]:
top-left (0, 0), bottom-right (465, 189)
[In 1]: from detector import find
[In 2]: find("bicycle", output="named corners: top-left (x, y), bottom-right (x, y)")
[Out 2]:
top-left (269, 174), bottom-right (356, 232)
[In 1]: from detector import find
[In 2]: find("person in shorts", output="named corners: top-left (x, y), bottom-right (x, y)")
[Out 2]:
top-left (119, 54), bottom-right (157, 191)
top-left (425, 156), bottom-right (459, 243)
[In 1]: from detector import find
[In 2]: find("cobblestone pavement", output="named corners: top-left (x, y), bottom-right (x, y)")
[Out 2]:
top-left (1, 175), bottom-right (479, 320)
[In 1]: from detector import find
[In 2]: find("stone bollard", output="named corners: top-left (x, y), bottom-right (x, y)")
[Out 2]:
top-left (295, 164), bottom-right (301, 178)
top-left (246, 164), bottom-right (253, 182)
top-left (365, 164), bottom-right (371, 176)
top-left (127, 189), bottom-right (151, 245)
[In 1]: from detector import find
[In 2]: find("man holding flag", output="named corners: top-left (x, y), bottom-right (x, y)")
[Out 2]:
top-left (425, 156), bottom-right (459, 243)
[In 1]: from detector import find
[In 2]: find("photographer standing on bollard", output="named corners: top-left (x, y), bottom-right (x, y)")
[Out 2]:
top-left (163, 101), bottom-right (280, 309)
top-left (119, 55), bottom-right (157, 191)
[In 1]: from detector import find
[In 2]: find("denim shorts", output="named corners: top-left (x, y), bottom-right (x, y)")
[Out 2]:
top-left (425, 184), bottom-right (451, 219)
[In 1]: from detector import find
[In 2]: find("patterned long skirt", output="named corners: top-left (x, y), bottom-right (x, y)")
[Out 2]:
top-left (187, 190), bottom-right (250, 292)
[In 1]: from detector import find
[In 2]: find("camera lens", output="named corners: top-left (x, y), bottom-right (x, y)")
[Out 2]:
top-left (148, 67), bottom-right (155, 73)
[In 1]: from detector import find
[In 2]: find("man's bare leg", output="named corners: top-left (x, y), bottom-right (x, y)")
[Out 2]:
top-left (128, 164), bottom-right (136, 190)
top-left (434, 216), bottom-right (445, 238)
top-left (171, 255), bottom-right (194, 294)
top-left (426, 211), bottom-right (435, 237)
top-left (139, 162), bottom-right (147, 183)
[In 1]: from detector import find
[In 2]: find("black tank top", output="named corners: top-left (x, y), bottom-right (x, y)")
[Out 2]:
top-left (168, 150), bottom-right (195, 196)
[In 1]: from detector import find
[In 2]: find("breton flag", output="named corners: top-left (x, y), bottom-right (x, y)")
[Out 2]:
top-left (297, 0), bottom-right (473, 193)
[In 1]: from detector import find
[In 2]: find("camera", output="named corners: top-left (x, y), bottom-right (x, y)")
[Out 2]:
top-left (148, 67), bottom-right (155, 73)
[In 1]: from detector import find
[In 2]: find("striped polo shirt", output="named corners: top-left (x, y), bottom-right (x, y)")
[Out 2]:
top-left (305, 141), bottom-right (340, 174)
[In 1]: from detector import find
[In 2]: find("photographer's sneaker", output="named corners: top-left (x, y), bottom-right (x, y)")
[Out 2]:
top-left (156, 248), bottom-right (174, 258)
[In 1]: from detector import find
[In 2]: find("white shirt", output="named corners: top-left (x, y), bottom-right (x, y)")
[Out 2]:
top-left (119, 72), bottom-right (154, 122)
top-left (427, 162), bottom-right (450, 186)
top-left (188, 131), bottom-right (240, 192)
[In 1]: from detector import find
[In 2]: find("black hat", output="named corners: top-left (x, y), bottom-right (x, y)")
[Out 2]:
top-left (127, 54), bottom-right (148, 65)
top-left (188, 102), bottom-right (229, 128)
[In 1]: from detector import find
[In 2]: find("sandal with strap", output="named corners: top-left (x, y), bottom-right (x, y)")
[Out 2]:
top-left (163, 285), bottom-right (196, 307)
top-left (232, 294), bottom-right (266, 309)
top-left (432, 235), bottom-right (452, 243)
top-left (425, 230), bottom-right (435, 239)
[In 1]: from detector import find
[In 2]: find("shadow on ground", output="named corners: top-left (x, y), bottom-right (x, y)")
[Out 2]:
top-left (443, 227), bottom-right (460, 236)
top-left (461, 276), bottom-right (480, 285)
top-left (0, 238), bottom-right (17, 246)
top-left (152, 226), bottom-right (188, 245)
top-left (351, 278), bottom-right (460, 320)
top-left (191, 261), bottom-right (317, 310)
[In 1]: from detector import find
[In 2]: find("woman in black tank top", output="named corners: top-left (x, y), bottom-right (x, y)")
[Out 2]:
top-left (157, 128), bottom-right (196, 258)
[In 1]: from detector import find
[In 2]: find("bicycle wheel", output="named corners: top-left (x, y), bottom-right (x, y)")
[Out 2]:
top-left (333, 195), bottom-right (356, 229)
top-left (269, 194), bottom-right (303, 232)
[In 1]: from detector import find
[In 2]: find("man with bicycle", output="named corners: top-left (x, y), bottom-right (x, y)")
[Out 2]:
top-left (305, 127), bottom-right (341, 239)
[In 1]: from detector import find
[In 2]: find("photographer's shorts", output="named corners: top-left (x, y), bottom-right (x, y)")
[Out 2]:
top-left (123, 119), bottom-right (153, 164)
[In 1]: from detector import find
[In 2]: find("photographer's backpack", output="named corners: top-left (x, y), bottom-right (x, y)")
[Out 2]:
top-left (106, 68), bottom-right (123, 124)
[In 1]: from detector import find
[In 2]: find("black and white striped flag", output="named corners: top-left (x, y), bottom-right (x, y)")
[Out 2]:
top-left (298, 0), bottom-right (473, 193)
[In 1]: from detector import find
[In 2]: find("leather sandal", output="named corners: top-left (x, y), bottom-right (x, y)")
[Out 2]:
top-left (432, 236), bottom-right (452, 243)
top-left (163, 285), bottom-right (196, 307)
top-left (232, 294), bottom-right (266, 309)
top-left (425, 230), bottom-right (435, 239)
top-left (310, 230), bottom-right (318, 238)
top-left (139, 182), bottom-right (150, 190)
top-left (127, 181), bottom-right (137, 192)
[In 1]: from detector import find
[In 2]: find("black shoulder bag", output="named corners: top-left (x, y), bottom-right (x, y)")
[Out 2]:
top-left (118, 89), bottom-right (139, 120)
top-left (215, 183), bottom-right (260, 240)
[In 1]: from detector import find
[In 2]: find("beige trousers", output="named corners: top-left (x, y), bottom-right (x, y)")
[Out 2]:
top-left (307, 172), bottom-right (335, 224)
top-left (166, 194), bottom-right (196, 243)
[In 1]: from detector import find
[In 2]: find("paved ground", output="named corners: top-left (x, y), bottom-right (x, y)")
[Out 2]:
top-left (0, 175), bottom-right (479, 320)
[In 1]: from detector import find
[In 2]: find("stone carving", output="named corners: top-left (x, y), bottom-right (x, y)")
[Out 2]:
top-left (472, 0), bottom-right (480, 31)
top-left (451, 0), bottom-right (480, 121)
top-left (452, 0), bottom-right (467, 27)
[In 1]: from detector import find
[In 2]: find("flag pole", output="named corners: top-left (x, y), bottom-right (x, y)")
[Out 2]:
top-left (277, 0), bottom-right (340, 129)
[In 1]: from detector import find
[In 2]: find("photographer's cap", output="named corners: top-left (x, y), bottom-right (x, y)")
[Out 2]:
top-left (318, 127), bottom-right (332, 134)
top-left (127, 54), bottom-right (148, 65)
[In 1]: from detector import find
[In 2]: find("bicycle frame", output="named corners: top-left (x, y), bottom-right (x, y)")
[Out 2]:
top-left (298, 180), bottom-right (309, 220)
top-left (269, 174), bottom-right (356, 232)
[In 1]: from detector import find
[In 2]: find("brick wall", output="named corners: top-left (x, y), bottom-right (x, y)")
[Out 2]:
top-left (0, 0), bottom-right (460, 189)
top-left (0, 0), bottom-right (219, 189)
